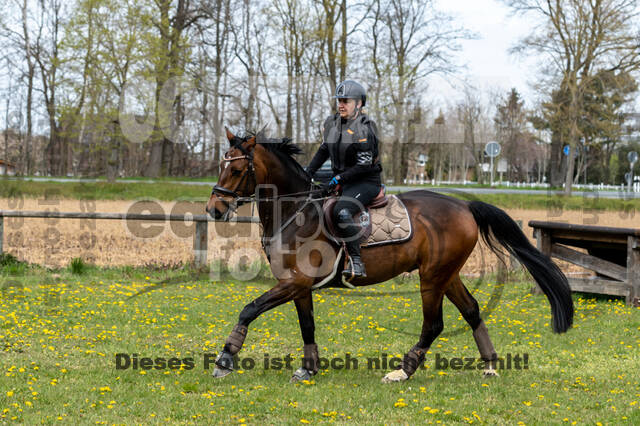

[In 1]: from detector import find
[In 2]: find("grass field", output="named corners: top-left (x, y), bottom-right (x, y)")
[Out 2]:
top-left (0, 179), bottom-right (212, 201)
top-left (1, 258), bottom-right (639, 424)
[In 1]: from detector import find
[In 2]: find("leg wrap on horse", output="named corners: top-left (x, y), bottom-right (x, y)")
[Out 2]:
top-left (224, 324), bottom-right (248, 355)
top-left (401, 345), bottom-right (428, 376)
top-left (472, 321), bottom-right (497, 361)
top-left (473, 321), bottom-right (498, 366)
top-left (302, 343), bottom-right (319, 375)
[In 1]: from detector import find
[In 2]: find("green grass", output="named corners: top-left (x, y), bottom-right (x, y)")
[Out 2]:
top-left (69, 258), bottom-right (87, 275)
top-left (1, 263), bottom-right (639, 424)
top-left (0, 180), bottom-right (212, 201)
top-left (440, 192), bottom-right (640, 213)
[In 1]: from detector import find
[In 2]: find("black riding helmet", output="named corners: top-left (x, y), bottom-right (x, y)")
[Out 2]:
top-left (333, 80), bottom-right (366, 107)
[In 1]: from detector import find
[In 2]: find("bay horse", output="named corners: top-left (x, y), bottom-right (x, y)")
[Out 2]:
top-left (205, 129), bottom-right (574, 383)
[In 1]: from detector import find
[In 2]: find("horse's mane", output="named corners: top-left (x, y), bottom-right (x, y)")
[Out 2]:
top-left (230, 131), bottom-right (311, 184)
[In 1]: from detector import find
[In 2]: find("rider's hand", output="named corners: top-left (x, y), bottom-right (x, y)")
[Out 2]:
top-left (322, 175), bottom-right (341, 193)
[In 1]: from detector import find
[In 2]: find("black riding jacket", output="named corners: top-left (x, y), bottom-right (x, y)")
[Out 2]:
top-left (308, 112), bottom-right (382, 185)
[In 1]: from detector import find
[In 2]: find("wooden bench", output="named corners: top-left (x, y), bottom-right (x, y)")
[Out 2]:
top-left (529, 221), bottom-right (640, 306)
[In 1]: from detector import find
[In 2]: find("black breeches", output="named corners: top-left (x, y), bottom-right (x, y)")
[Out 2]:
top-left (332, 182), bottom-right (381, 239)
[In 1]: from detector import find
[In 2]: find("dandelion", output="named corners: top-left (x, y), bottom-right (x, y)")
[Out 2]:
top-left (394, 398), bottom-right (407, 408)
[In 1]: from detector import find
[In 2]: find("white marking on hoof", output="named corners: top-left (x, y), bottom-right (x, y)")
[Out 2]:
top-left (212, 366), bottom-right (233, 378)
top-left (290, 367), bottom-right (313, 383)
top-left (483, 367), bottom-right (499, 377)
top-left (381, 369), bottom-right (409, 383)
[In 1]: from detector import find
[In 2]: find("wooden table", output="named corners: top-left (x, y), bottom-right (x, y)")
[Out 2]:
top-left (529, 221), bottom-right (640, 306)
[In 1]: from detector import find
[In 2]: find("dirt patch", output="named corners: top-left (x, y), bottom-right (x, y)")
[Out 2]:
top-left (1, 198), bottom-right (637, 276)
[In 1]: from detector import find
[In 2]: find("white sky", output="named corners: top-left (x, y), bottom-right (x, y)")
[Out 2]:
top-left (428, 0), bottom-right (541, 108)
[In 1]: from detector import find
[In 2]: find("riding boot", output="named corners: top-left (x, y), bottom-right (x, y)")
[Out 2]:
top-left (343, 237), bottom-right (366, 280)
top-left (336, 208), bottom-right (367, 280)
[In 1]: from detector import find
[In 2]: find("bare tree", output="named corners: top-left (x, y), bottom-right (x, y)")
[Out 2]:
top-left (371, 0), bottom-right (472, 184)
top-left (458, 87), bottom-right (485, 184)
top-left (505, 0), bottom-right (640, 193)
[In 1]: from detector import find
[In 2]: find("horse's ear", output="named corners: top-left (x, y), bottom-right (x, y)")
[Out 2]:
top-left (246, 136), bottom-right (256, 151)
top-left (225, 127), bottom-right (235, 141)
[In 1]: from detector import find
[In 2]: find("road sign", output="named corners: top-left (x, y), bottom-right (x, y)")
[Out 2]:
top-left (484, 141), bottom-right (501, 186)
top-left (563, 145), bottom-right (570, 156)
top-left (629, 151), bottom-right (638, 164)
top-left (485, 141), bottom-right (501, 158)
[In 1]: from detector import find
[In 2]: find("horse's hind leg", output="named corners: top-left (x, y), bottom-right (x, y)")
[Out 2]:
top-left (382, 277), bottom-right (445, 383)
top-left (446, 274), bottom-right (499, 376)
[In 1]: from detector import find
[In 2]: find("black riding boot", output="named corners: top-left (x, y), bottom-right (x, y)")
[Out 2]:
top-left (343, 238), bottom-right (366, 280)
top-left (336, 208), bottom-right (367, 280)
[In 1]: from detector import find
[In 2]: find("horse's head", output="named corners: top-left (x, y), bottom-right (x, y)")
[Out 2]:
top-left (206, 128), bottom-right (259, 220)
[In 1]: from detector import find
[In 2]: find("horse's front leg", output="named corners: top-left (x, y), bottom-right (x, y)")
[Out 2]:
top-left (290, 291), bottom-right (319, 383)
top-left (213, 278), bottom-right (308, 378)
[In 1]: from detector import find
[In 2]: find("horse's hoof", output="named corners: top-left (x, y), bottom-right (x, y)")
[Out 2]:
top-left (381, 369), bottom-right (409, 383)
top-left (212, 366), bottom-right (233, 378)
top-left (483, 368), bottom-right (499, 377)
top-left (212, 351), bottom-right (235, 378)
top-left (290, 367), bottom-right (313, 383)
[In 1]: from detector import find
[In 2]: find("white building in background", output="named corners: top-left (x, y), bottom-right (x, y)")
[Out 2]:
top-left (0, 159), bottom-right (16, 176)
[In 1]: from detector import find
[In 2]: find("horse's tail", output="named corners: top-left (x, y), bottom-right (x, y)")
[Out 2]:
top-left (467, 200), bottom-right (574, 333)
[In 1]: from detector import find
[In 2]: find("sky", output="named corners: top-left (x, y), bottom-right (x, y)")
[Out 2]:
top-left (429, 0), bottom-right (541, 108)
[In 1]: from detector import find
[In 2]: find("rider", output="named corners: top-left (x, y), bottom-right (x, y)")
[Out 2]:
top-left (304, 80), bottom-right (383, 279)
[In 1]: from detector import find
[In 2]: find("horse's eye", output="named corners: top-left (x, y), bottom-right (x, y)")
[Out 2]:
top-left (231, 169), bottom-right (242, 176)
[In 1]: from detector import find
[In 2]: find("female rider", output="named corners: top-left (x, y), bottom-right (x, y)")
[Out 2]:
top-left (304, 80), bottom-right (383, 279)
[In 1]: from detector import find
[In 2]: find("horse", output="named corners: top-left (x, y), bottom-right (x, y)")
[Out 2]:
top-left (205, 129), bottom-right (574, 383)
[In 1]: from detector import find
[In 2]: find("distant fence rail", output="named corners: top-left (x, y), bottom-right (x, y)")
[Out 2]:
top-left (0, 210), bottom-right (260, 267)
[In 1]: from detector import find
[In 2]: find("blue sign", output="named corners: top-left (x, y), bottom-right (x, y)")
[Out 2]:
top-left (563, 145), bottom-right (570, 156)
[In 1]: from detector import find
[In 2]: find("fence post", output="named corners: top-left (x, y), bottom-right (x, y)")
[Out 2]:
top-left (193, 219), bottom-right (208, 268)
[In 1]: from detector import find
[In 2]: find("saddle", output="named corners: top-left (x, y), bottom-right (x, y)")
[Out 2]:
top-left (322, 187), bottom-right (412, 247)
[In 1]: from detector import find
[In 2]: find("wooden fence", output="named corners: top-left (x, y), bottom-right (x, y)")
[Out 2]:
top-left (0, 210), bottom-right (260, 267)
top-left (529, 220), bottom-right (640, 306)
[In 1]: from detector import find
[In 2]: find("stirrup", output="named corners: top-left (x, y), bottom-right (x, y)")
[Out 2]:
top-left (343, 255), bottom-right (366, 281)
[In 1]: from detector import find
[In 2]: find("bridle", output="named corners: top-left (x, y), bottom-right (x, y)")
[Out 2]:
top-left (210, 140), bottom-right (328, 222)
top-left (210, 138), bottom-right (338, 261)
top-left (211, 143), bottom-right (257, 220)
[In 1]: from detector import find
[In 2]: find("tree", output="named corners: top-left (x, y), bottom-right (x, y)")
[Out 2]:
top-left (145, 0), bottom-right (206, 177)
top-left (505, 0), bottom-right (640, 193)
top-left (457, 88), bottom-right (485, 184)
top-left (494, 88), bottom-right (529, 181)
top-left (33, 0), bottom-right (67, 176)
top-left (369, 0), bottom-right (472, 184)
